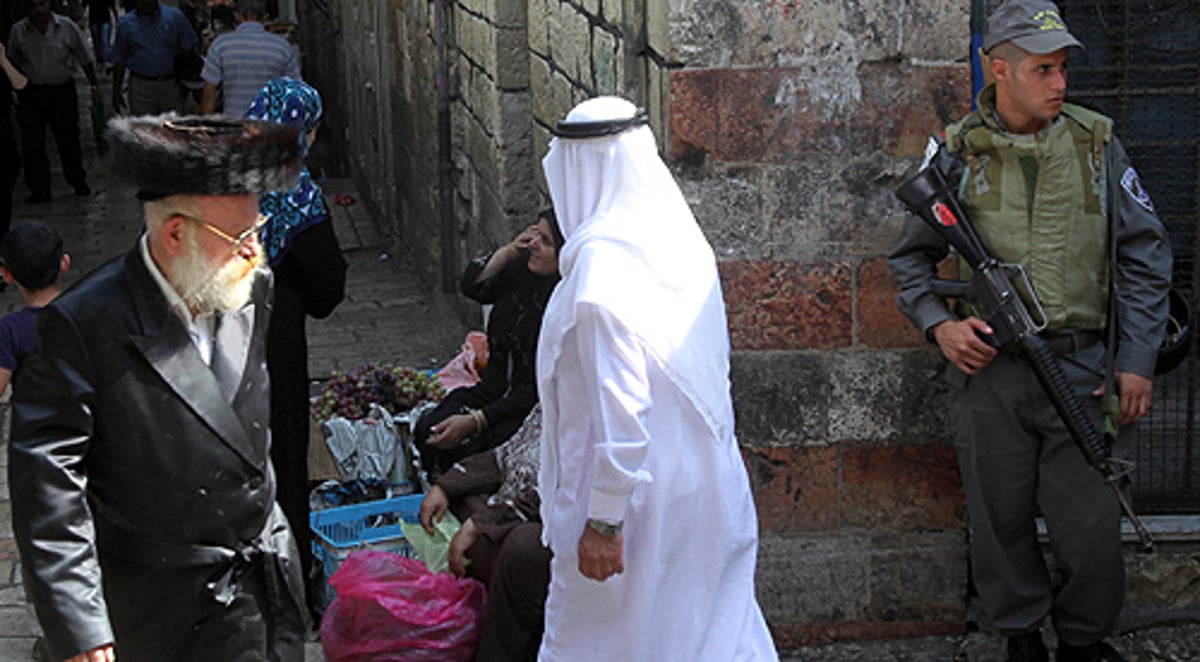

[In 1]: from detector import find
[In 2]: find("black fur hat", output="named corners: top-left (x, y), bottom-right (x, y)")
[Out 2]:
top-left (108, 114), bottom-right (302, 199)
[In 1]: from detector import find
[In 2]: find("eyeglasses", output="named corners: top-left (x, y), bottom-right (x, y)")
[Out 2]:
top-left (184, 214), bottom-right (269, 254)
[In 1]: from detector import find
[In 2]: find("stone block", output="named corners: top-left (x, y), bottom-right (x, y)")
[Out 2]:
top-left (644, 0), bottom-right (670, 59)
top-left (719, 260), bottom-right (853, 351)
top-left (858, 257), bottom-right (926, 348)
top-left (458, 0), bottom-right (525, 29)
top-left (592, 27), bottom-right (619, 94)
top-left (901, 0), bottom-right (972, 63)
top-left (647, 59), bottom-right (666, 144)
top-left (457, 9), bottom-right (496, 77)
top-left (858, 62), bottom-right (972, 159)
top-left (1125, 547), bottom-right (1200, 611)
top-left (548, 69), bottom-right (579, 127)
top-left (756, 534), bottom-right (871, 623)
top-left (664, 0), bottom-right (897, 68)
top-left (462, 112), bottom-right (501, 201)
top-left (496, 92), bottom-right (535, 211)
top-left (530, 53), bottom-right (553, 121)
top-left (497, 25), bottom-right (530, 90)
top-left (528, 0), bottom-right (549, 56)
top-left (757, 531), bottom-right (968, 646)
top-left (558, 6), bottom-right (591, 86)
top-left (840, 444), bottom-right (965, 530)
top-left (668, 64), bottom-right (968, 164)
top-left (674, 163), bottom-right (769, 262)
top-left (896, 348), bottom-right (953, 443)
top-left (731, 350), bottom-right (830, 446)
top-left (461, 63), bottom-right (500, 138)
top-left (744, 446), bottom-right (839, 533)
top-left (829, 351), bottom-right (903, 442)
top-left (760, 161), bottom-right (864, 263)
top-left (862, 532), bottom-right (968, 622)
top-left (667, 66), bottom-right (850, 162)
top-left (603, 0), bottom-right (624, 24)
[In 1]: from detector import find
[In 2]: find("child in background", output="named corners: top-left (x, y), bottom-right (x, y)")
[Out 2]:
top-left (0, 221), bottom-right (68, 396)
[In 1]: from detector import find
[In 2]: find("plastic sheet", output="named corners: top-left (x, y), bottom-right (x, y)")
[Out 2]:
top-left (321, 550), bottom-right (486, 661)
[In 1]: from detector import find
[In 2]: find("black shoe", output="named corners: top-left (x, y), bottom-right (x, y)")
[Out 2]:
top-left (1056, 640), bottom-right (1127, 662)
top-left (24, 193), bottom-right (51, 204)
top-left (1009, 632), bottom-right (1049, 662)
top-left (74, 184), bottom-right (92, 196)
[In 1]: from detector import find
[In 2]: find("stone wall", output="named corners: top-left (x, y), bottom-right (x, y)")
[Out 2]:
top-left (652, 0), bottom-right (973, 645)
top-left (298, 0), bottom-right (447, 288)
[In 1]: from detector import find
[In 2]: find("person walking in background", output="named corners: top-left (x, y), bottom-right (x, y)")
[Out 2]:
top-left (202, 0), bottom-right (299, 116)
top-left (245, 77), bottom-right (346, 611)
top-left (0, 40), bottom-right (28, 240)
top-left (7, 0), bottom-right (99, 203)
top-left (111, 0), bottom-right (197, 115)
top-left (9, 115), bottom-right (308, 661)
top-left (0, 221), bottom-right (68, 397)
top-left (82, 0), bottom-right (117, 74)
top-left (536, 95), bottom-right (778, 661)
top-left (888, 2), bottom-right (1172, 661)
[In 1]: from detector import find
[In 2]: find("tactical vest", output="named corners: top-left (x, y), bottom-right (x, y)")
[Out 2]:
top-left (944, 89), bottom-right (1113, 332)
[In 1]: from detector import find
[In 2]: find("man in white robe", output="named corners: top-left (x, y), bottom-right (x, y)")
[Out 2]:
top-left (536, 96), bottom-right (779, 661)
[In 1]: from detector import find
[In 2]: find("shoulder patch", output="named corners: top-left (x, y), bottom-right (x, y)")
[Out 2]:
top-left (1120, 167), bottom-right (1155, 212)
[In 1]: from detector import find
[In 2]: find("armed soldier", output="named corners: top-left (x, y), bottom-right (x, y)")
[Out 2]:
top-left (888, 2), bottom-right (1172, 661)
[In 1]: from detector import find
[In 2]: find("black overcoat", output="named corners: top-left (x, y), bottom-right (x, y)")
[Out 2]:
top-left (8, 245), bottom-right (306, 662)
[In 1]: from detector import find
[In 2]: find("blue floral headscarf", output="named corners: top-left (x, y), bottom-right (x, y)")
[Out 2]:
top-left (246, 77), bottom-right (328, 266)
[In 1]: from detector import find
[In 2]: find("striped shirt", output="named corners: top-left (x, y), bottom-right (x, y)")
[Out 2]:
top-left (201, 22), bottom-right (300, 116)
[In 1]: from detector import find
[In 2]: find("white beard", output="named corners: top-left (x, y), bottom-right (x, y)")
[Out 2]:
top-left (173, 235), bottom-right (264, 315)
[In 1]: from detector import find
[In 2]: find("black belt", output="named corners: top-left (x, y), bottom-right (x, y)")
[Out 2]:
top-left (1001, 328), bottom-right (1103, 356)
top-left (129, 72), bottom-right (175, 81)
top-left (95, 506), bottom-right (306, 621)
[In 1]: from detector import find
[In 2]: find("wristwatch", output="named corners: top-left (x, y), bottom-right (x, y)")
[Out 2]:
top-left (586, 518), bottom-right (623, 537)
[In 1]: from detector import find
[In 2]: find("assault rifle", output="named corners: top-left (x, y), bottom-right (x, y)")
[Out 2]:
top-left (896, 146), bottom-right (1154, 552)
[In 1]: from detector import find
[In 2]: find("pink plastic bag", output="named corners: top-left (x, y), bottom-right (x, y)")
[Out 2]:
top-left (321, 550), bottom-right (487, 661)
top-left (436, 331), bottom-right (489, 391)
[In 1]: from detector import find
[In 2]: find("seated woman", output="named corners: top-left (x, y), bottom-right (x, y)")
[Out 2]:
top-left (419, 404), bottom-right (548, 662)
top-left (414, 209), bottom-right (561, 476)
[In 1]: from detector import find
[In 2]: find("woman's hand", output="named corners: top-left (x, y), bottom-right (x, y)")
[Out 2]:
top-left (427, 414), bottom-right (477, 449)
top-left (502, 225), bottom-right (539, 260)
top-left (448, 518), bottom-right (482, 578)
top-left (418, 485), bottom-right (449, 535)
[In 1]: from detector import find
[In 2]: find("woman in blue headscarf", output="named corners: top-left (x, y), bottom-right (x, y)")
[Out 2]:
top-left (247, 77), bottom-right (347, 609)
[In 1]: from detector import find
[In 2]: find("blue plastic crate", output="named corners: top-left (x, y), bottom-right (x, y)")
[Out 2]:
top-left (310, 493), bottom-right (424, 549)
top-left (310, 493), bottom-right (425, 612)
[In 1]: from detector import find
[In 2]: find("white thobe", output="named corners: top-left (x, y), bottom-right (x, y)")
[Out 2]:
top-left (538, 303), bottom-right (778, 661)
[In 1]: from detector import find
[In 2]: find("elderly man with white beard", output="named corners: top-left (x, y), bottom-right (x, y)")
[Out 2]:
top-left (9, 116), bottom-right (309, 662)
top-left (536, 96), bottom-right (778, 661)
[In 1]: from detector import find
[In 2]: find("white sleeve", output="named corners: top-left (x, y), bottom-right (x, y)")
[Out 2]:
top-left (574, 302), bottom-right (652, 523)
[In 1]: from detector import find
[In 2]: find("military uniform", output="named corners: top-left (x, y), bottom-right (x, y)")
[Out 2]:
top-left (888, 83), bottom-right (1172, 646)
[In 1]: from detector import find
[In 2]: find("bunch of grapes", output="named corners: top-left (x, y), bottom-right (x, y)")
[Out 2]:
top-left (311, 363), bottom-right (446, 420)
